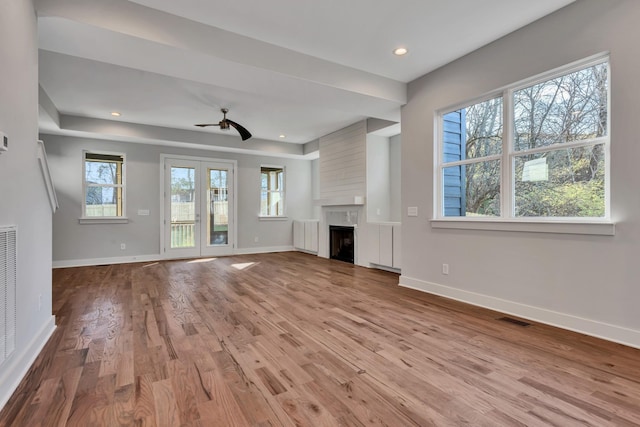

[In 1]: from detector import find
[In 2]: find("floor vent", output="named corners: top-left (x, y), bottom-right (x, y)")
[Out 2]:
top-left (0, 226), bottom-right (17, 366)
top-left (498, 316), bottom-right (531, 327)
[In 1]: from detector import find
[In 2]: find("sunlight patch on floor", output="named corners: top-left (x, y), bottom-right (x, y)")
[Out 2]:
top-left (187, 258), bottom-right (218, 264)
top-left (231, 262), bottom-right (258, 270)
top-left (143, 262), bottom-right (160, 268)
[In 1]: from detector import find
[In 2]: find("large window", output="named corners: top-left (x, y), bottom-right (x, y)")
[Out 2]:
top-left (83, 152), bottom-right (125, 218)
top-left (260, 166), bottom-right (285, 217)
top-left (438, 56), bottom-right (609, 221)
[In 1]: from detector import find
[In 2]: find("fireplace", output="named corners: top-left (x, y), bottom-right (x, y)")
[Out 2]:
top-left (329, 225), bottom-right (354, 264)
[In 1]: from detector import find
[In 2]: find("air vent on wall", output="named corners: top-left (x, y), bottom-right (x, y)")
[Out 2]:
top-left (0, 226), bottom-right (17, 366)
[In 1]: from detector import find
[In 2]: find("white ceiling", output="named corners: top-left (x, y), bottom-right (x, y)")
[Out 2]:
top-left (36, 0), bottom-right (574, 157)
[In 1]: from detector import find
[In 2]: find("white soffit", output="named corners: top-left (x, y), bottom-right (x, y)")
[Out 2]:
top-left (35, 0), bottom-right (575, 152)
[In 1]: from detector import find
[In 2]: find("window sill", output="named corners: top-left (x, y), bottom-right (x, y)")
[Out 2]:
top-left (259, 216), bottom-right (289, 221)
top-left (79, 217), bottom-right (129, 224)
top-left (430, 218), bottom-right (615, 236)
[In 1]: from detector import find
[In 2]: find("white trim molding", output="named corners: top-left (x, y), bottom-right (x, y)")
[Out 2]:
top-left (0, 316), bottom-right (56, 410)
top-left (53, 254), bottom-right (163, 269)
top-left (430, 219), bottom-right (615, 236)
top-left (234, 245), bottom-right (294, 255)
top-left (36, 140), bottom-right (58, 213)
top-left (52, 247), bottom-right (297, 268)
top-left (399, 275), bottom-right (640, 350)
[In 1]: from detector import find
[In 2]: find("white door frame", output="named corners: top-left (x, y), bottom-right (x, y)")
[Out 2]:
top-left (160, 154), bottom-right (238, 259)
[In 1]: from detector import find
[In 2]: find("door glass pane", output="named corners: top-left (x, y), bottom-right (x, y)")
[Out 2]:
top-left (208, 168), bottom-right (228, 245)
top-left (170, 167), bottom-right (196, 248)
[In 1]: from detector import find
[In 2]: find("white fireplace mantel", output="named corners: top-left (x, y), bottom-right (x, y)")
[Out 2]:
top-left (314, 196), bottom-right (365, 206)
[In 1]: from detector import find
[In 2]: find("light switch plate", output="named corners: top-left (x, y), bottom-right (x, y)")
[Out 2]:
top-left (407, 206), bottom-right (418, 217)
top-left (138, 209), bottom-right (150, 216)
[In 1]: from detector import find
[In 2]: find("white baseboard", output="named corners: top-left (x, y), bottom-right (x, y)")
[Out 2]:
top-left (399, 275), bottom-right (640, 350)
top-left (293, 248), bottom-right (318, 256)
top-left (53, 254), bottom-right (163, 268)
top-left (370, 263), bottom-right (401, 274)
top-left (234, 245), bottom-right (294, 255)
top-left (0, 315), bottom-right (56, 411)
top-left (53, 247), bottom-right (298, 268)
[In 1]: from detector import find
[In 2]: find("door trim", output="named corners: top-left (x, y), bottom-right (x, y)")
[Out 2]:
top-left (160, 154), bottom-right (238, 259)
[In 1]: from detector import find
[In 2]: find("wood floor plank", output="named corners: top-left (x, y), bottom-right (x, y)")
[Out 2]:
top-left (133, 374), bottom-right (157, 425)
top-left (151, 378), bottom-right (181, 427)
top-left (2, 252), bottom-right (640, 426)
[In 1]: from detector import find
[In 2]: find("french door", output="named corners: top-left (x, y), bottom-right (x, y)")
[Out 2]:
top-left (162, 156), bottom-right (235, 258)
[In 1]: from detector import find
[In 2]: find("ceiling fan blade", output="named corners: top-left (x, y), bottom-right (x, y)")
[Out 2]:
top-left (225, 119), bottom-right (252, 141)
top-left (194, 123), bottom-right (220, 127)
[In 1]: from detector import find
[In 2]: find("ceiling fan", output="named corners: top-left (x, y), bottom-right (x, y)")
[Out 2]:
top-left (195, 108), bottom-right (252, 141)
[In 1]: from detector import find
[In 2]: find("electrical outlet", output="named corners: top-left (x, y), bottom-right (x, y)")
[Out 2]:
top-left (120, 243), bottom-right (126, 250)
top-left (442, 263), bottom-right (449, 275)
top-left (38, 294), bottom-right (42, 311)
top-left (254, 236), bottom-right (259, 243)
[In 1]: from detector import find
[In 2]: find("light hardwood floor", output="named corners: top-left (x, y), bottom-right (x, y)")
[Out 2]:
top-left (1, 252), bottom-right (640, 426)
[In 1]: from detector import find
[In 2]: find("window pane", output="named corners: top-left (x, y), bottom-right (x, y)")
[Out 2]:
top-left (443, 160), bottom-right (500, 217)
top-left (85, 161), bottom-right (119, 184)
top-left (208, 168), bottom-right (228, 246)
top-left (260, 191), bottom-right (269, 216)
top-left (443, 97), bottom-right (502, 163)
top-left (513, 62), bottom-right (608, 151)
top-left (85, 186), bottom-right (118, 216)
top-left (271, 191), bottom-right (283, 215)
top-left (260, 167), bottom-right (284, 216)
top-left (514, 144), bottom-right (605, 217)
top-left (83, 153), bottom-right (124, 218)
top-left (170, 167), bottom-right (196, 248)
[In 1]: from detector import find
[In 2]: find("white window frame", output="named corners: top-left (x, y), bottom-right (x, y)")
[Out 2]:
top-left (80, 150), bottom-right (128, 224)
top-left (433, 53), bottom-right (614, 236)
top-left (259, 165), bottom-right (286, 219)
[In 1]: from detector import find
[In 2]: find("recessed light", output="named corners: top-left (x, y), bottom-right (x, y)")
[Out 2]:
top-left (279, 134), bottom-right (286, 138)
top-left (111, 111), bottom-right (121, 117)
top-left (393, 47), bottom-right (408, 56)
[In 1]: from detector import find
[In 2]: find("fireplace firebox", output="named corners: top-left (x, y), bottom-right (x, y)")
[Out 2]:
top-left (329, 225), bottom-right (354, 264)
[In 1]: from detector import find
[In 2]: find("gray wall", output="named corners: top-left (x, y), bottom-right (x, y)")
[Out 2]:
top-left (401, 0), bottom-right (640, 347)
top-left (366, 134), bottom-right (391, 222)
top-left (0, 0), bottom-right (56, 408)
top-left (311, 158), bottom-right (321, 220)
top-left (366, 133), bottom-right (402, 223)
top-left (43, 134), bottom-right (313, 264)
top-left (389, 134), bottom-right (401, 222)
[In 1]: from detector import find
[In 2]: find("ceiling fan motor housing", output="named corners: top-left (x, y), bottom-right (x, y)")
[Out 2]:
top-left (219, 108), bottom-right (230, 130)
top-left (194, 107), bottom-right (252, 140)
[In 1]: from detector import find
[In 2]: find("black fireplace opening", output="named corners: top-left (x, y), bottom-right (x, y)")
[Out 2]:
top-left (329, 225), bottom-right (354, 264)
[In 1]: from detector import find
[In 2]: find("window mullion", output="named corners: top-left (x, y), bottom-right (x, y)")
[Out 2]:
top-left (515, 137), bottom-right (606, 156)
top-left (502, 89), bottom-right (514, 219)
top-left (442, 154), bottom-right (502, 168)
top-left (435, 113), bottom-right (443, 217)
